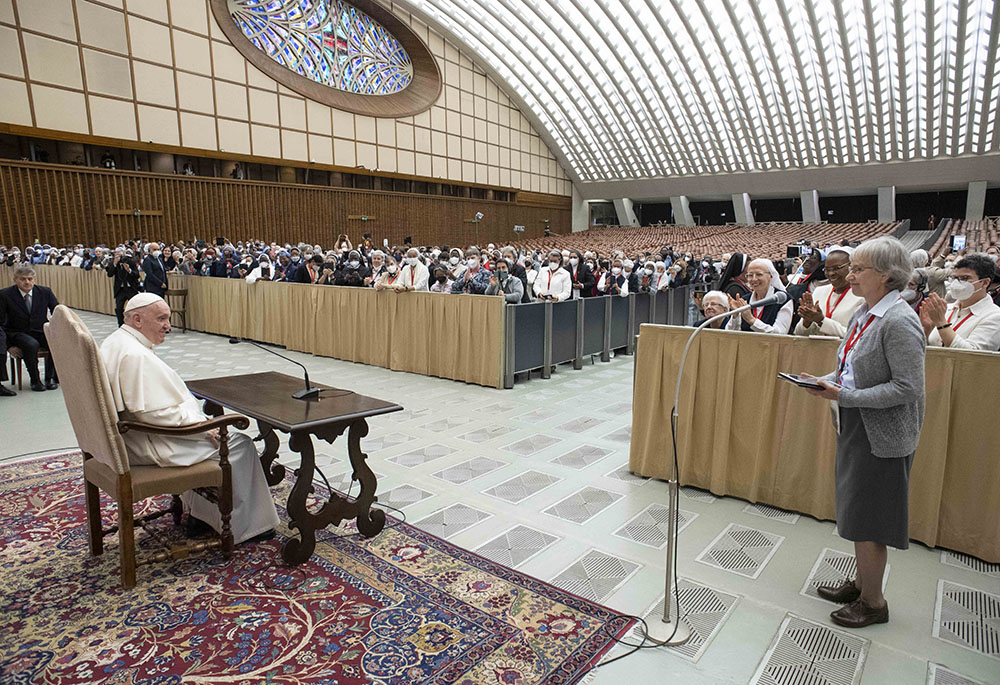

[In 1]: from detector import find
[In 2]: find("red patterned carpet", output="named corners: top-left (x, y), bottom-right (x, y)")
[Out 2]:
top-left (0, 454), bottom-right (632, 684)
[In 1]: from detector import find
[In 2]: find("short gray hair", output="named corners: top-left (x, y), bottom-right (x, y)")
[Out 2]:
top-left (852, 236), bottom-right (912, 291)
top-left (13, 265), bottom-right (34, 278)
top-left (702, 290), bottom-right (730, 310)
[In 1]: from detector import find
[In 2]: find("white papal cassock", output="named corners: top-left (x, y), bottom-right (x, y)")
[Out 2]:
top-left (100, 325), bottom-right (279, 543)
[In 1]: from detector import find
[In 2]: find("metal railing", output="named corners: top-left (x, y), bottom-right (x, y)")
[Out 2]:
top-left (503, 286), bottom-right (696, 387)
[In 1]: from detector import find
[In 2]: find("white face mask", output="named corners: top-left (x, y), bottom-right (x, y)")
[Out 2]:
top-left (349, 260), bottom-right (360, 268)
top-left (468, 258), bottom-right (479, 269)
top-left (569, 257), bottom-right (579, 266)
top-left (946, 278), bottom-right (978, 301)
top-left (611, 267), bottom-right (622, 275)
top-left (152, 251), bottom-right (161, 258)
top-left (291, 256), bottom-right (300, 262)
top-left (450, 256), bottom-right (460, 265)
top-left (644, 268), bottom-right (653, 276)
top-left (900, 288), bottom-right (919, 303)
top-left (388, 264), bottom-right (398, 274)
top-left (989, 254), bottom-right (999, 264)
top-left (549, 261), bottom-right (561, 270)
top-left (405, 256), bottom-right (417, 265)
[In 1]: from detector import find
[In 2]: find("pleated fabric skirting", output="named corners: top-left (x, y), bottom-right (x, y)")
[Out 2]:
top-left (835, 407), bottom-right (914, 550)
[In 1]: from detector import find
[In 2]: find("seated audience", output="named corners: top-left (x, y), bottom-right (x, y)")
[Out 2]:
top-left (727, 258), bottom-right (794, 334)
top-left (794, 246), bottom-right (863, 337)
top-left (921, 254), bottom-right (1000, 351)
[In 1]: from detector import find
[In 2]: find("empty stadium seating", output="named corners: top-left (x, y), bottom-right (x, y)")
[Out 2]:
top-left (929, 218), bottom-right (1000, 256)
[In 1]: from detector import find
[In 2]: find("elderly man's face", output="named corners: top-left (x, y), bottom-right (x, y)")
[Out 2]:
top-left (132, 301), bottom-right (172, 345)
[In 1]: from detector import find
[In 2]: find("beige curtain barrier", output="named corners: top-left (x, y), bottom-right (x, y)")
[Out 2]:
top-left (1, 265), bottom-right (504, 388)
top-left (630, 324), bottom-right (1000, 563)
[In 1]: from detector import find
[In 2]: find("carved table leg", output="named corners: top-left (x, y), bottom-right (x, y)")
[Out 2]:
top-left (281, 421), bottom-right (386, 565)
top-left (253, 421), bottom-right (285, 487)
top-left (347, 419), bottom-right (386, 539)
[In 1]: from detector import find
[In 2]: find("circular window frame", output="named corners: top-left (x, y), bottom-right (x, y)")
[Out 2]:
top-left (210, 0), bottom-right (441, 118)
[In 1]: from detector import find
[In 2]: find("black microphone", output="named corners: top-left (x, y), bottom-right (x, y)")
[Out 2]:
top-left (745, 290), bottom-right (789, 308)
top-left (228, 337), bottom-right (320, 400)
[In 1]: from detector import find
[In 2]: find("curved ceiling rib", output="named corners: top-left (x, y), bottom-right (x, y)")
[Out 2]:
top-left (398, 0), bottom-right (999, 184)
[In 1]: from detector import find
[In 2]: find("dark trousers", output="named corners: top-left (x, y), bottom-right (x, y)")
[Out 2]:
top-left (115, 297), bottom-right (128, 327)
top-left (8, 331), bottom-right (56, 383)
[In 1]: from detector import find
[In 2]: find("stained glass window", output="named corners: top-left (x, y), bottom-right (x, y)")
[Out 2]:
top-left (229, 0), bottom-right (413, 95)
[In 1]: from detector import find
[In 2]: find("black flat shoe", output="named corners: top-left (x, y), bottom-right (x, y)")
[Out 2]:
top-left (0, 385), bottom-right (15, 397)
top-left (816, 578), bottom-right (861, 604)
top-left (45, 380), bottom-right (59, 391)
top-left (245, 529), bottom-right (276, 543)
top-left (30, 381), bottom-right (46, 392)
top-left (184, 516), bottom-right (213, 538)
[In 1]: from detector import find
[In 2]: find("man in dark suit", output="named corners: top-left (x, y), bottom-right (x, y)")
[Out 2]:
top-left (1, 265), bottom-right (59, 392)
top-left (107, 250), bottom-right (142, 326)
top-left (141, 245), bottom-right (168, 296)
top-left (0, 311), bottom-right (14, 396)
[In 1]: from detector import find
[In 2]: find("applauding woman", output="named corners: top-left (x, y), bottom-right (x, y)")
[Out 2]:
top-left (726, 259), bottom-right (794, 334)
top-left (800, 236), bottom-right (925, 629)
top-left (794, 246), bottom-right (864, 338)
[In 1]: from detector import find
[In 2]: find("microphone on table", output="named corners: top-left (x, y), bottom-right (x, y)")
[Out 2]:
top-left (228, 337), bottom-right (320, 400)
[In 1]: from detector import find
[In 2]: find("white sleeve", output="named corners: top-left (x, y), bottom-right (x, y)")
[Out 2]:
top-left (413, 264), bottom-right (430, 291)
top-left (245, 267), bottom-right (260, 284)
top-left (619, 278), bottom-right (629, 297)
top-left (554, 271), bottom-right (572, 302)
top-left (597, 274), bottom-right (608, 292)
top-left (946, 311), bottom-right (1000, 351)
top-left (750, 300), bottom-right (793, 334)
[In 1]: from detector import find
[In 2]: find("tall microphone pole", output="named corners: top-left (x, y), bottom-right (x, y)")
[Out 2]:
top-left (228, 337), bottom-right (321, 400)
top-left (645, 290), bottom-right (788, 645)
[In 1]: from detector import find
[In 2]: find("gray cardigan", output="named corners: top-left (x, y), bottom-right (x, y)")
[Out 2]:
top-left (822, 298), bottom-right (926, 458)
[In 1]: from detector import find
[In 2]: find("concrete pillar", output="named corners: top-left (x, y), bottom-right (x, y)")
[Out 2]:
top-left (800, 190), bottom-right (820, 224)
top-left (613, 198), bottom-right (639, 226)
top-left (571, 185), bottom-right (589, 233)
top-left (966, 180), bottom-right (987, 222)
top-left (732, 193), bottom-right (754, 225)
top-left (670, 195), bottom-right (695, 226)
top-left (877, 186), bottom-right (896, 223)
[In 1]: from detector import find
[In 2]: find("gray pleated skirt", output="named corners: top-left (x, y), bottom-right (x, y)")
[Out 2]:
top-left (835, 407), bottom-right (914, 549)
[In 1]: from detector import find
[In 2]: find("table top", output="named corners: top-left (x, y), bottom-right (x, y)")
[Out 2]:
top-left (187, 371), bottom-right (402, 433)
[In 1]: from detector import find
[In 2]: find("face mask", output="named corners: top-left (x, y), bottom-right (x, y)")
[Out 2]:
top-left (989, 254), bottom-right (999, 264)
top-left (388, 264), bottom-right (398, 274)
top-left (644, 268), bottom-right (653, 276)
top-left (946, 279), bottom-right (978, 301)
top-left (549, 261), bottom-right (560, 271)
top-left (152, 251), bottom-right (161, 258)
top-left (900, 288), bottom-right (919, 303)
top-left (468, 258), bottom-right (479, 269)
top-left (349, 260), bottom-right (360, 268)
top-left (450, 256), bottom-right (460, 265)
top-left (498, 271), bottom-right (509, 281)
top-left (291, 256), bottom-right (300, 263)
top-left (624, 269), bottom-right (632, 275)
top-left (305, 253), bottom-right (313, 260)
top-left (611, 267), bottom-right (622, 275)
top-left (569, 258), bottom-right (579, 266)
top-left (436, 275), bottom-right (446, 283)
top-left (406, 257), bottom-right (417, 265)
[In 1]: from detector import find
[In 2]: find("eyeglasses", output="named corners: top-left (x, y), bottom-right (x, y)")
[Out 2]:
top-left (848, 265), bottom-right (872, 275)
top-left (825, 263), bottom-right (849, 272)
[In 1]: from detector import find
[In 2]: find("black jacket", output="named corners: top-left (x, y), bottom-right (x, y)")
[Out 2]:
top-left (141, 255), bottom-right (168, 295)
top-left (106, 261), bottom-right (142, 301)
top-left (0, 285), bottom-right (59, 335)
top-left (564, 263), bottom-right (595, 298)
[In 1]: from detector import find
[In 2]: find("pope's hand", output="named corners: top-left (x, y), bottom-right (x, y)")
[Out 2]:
top-left (205, 428), bottom-right (220, 449)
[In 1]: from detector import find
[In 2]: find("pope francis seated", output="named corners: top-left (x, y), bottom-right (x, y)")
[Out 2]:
top-left (100, 293), bottom-right (279, 543)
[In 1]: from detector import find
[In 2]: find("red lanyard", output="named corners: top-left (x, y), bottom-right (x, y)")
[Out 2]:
top-left (839, 314), bottom-right (875, 379)
top-left (752, 307), bottom-right (762, 319)
top-left (410, 267), bottom-right (415, 286)
top-left (388, 273), bottom-right (399, 285)
top-left (547, 271), bottom-right (552, 288)
top-left (825, 289), bottom-right (849, 318)
top-left (947, 308), bottom-right (974, 331)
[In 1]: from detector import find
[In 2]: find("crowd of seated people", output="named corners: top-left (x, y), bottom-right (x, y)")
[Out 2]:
top-left (2, 229), bottom-right (998, 354)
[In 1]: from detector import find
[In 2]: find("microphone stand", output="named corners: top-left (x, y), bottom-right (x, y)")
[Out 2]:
top-left (645, 298), bottom-right (766, 645)
top-left (228, 338), bottom-right (320, 400)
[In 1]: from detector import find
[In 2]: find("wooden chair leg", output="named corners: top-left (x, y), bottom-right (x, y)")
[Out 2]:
top-left (117, 475), bottom-right (137, 590)
top-left (219, 427), bottom-right (234, 559)
top-left (171, 495), bottom-right (184, 526)
top-left (85, 477), bottom-right (103, 556)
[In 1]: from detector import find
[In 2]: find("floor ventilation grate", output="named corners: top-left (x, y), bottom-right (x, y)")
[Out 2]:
top-left (412, 503), bottom-right (491, 539)
top-left (430, 456), bottom-right (506, 484)
top-left (549, 549), bottom-right (641, 602)
top-left (696, 523), bottom-right (785, 579)
top-left (744, 502), bottom-right (801, 524)
top-left (613, 503), bottom-right (698, 548)
top-left (473, 525), bottom-right (560, 568)
top-left (603, 464), bottom-right (649, 484)
top-left (927, 662), bottom-right (985, 685)
top-left (549, 445), bottom-right (613, 469)
top-left (941, 552), bottom-right (1000, 577)
top-left (800, 548), bottom-right (889, 603)
top-left (750, 614), bottom-right (868, 685)
top-left (932, 580), bottom-right (1000, 659)
top-left (542, 487), bottom-right (622, 524)
top-left (482, 470), bottom-right (561, 504)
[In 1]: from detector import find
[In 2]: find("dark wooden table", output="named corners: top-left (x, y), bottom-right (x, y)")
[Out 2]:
top-left (187, 371), bottom-right (402, 565)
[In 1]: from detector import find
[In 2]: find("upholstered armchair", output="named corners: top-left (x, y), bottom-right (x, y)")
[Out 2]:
top-left (44, 306), bottom-right (248, 589)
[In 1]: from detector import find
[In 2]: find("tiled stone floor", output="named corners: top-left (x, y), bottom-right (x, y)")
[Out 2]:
top-left (4, 310), bottom-right (998, 685)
